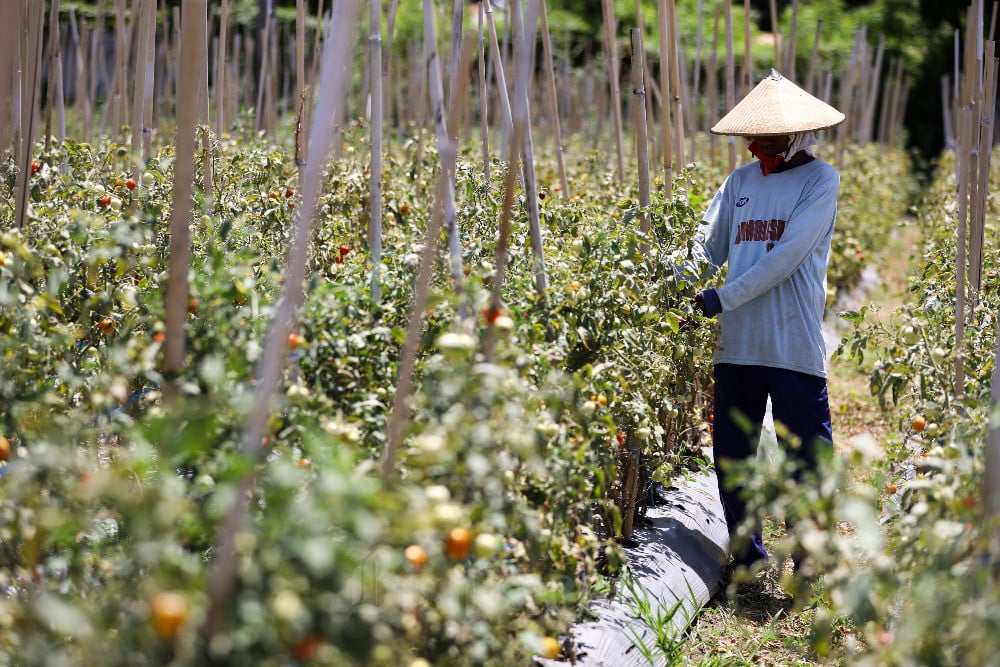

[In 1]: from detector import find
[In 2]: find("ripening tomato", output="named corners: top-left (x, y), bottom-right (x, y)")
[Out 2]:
top-left (404, 544), bottom-right (428, 569)
top-left (99, 318), bottom-right (115, 334)
top-left (30, 160), bottom-right (41, 175)
top-left (445, 528), bottom-right (472, 560)
top-left (150, 591), bottom-right (189, 641)
top-left (126, 178), bottom-right (137, 190)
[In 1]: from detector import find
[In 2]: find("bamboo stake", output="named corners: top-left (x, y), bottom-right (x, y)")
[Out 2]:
top-left (131, 0), bottom-right (153, 175)
top-left (633, 0), bottom-right (660, 166)
top-left (861, 37), bottom-right (885, 144)
top-left (742, 0), bottom-right (752, 97)
top-left (666, 0), bottom-right (686, 172)
top-left (0, 0), bottom-right (22, 157)
top-left (707, 1), bottom-right (720, 169)
top-left (886, 60), bottom-right (905, 146)
top-left (110, 0), bottom-right (129, 141)
top-left (477, 4), bottom-right (490, 188)
top-left (216, 0), bottom-right (230, 138)
top-left (483, 0), bottom-right (514, 141)
top-left (992, 1), bottom-right (999, 42)
top-left (631, 28), bottom-right (651, 246)
top-left (369, 0), bottom-right (384, 303)
top-left (785, 0), bottom-right (799, 78)
top-left (601, 0), bottom-right (627, 183)
top-left (693, 0), bottom-right (705, 147)
top-left (203, 1), bottom-right (358, 641)
top-left (769, 0), bottom-right (780, 67)
top-left (426, 0), bottom-right (466, 315)
top-left (970, 42), bottom-right (996, 293)
top-left (446, 0), bottom-right (464, 114)
top-left (142, 0), bottom-right (156, 161)
top-left (540, 0), bottom-right (569, 198)
top-left (14, 0), bottom-right (43, 230)
top-left (805, 19), bottom-right (822, 95)
top-left (512, 0), bottom-right (548, 297)
top-left (482, 109), bottom-right (524, 363)
top-left (45, 0), bottom-right (65, 154)
top-left (724, 0), bottom-right (736, 173)
top-left (200, 11), bottom-right (212, 212)
top-left (955, 101), bottom-right (973, 398)
top-left (163, 0), bottom-right (207, 403)
top-left (255, 0), bottom-right (272, 132)
top-left (658, 0), bottom-right (673, 195)
top-left (68, 10), bottom-right (88, 135)
top-left (384, 0), bottom-right (399, 139)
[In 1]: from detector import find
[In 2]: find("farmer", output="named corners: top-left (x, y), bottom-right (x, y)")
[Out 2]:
top-left (679, 70), bottom-right (845, 572)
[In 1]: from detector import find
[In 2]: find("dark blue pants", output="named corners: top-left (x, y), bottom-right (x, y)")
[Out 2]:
top-left (712, 363), bottom-right (833, 550)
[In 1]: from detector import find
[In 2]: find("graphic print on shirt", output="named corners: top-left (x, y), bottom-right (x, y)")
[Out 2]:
top-left (733, 217), bottom-right (786, 252)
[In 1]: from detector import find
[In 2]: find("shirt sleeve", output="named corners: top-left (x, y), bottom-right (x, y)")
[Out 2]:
top-left (715, 171), bottom-right (839, 312)
top-left (672, 180), bottom-right (733, 282)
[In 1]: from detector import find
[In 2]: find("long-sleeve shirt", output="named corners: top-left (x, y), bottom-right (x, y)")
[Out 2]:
top-left (683, 157), bottom-right (840, 378)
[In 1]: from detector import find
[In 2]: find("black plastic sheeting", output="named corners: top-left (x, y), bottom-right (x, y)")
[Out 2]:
top-left (535, 464), bottom-right (730, 666)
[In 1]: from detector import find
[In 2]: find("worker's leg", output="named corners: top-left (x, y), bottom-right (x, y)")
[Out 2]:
top-left (712, 363), bottom-right (769, 562)
top-left (767, 367), bottom-right (833, 476)
top-left (768, 367), bottom-right (833, 571)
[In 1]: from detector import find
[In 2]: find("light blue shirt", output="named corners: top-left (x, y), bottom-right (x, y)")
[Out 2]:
top-left (682, 157), bottom-right (839, 378)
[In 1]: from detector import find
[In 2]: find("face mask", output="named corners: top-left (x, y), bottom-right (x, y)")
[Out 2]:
top-left (747, 141), bottom-right (784, 176)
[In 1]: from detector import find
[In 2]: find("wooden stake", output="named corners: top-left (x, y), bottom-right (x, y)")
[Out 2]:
top-left (369, 0), bottom-right (384, 303)
top-left (0, 0), bottom-right (22, 157)
top-left (216, 0), bottom-right (230, 138)
top-left (742, 0), bottom-right (752, 97)
top-left (805, 19), bottom-right (822, 95)
top-left (45, 0), bottom-right (65, 154)
top-left (14, 0), bottom-right (43, 230)
top-left (658, 0), bottom-right (673, 195)
top-left (785, 0), bottom-right (800, 77)
top-left (724, 0), bottom-right (736, 173)
top-left (484, 0), bottom-right (514, 138)
top-left (511, 0), bottom-right (548, 297)
top-left (540, 0), bottom-right (569, 198)
top-left (707, 1), bottom-right (720, 169)
top-left (666, 0), bottom-right (686, 171)
top-left (769, 0), bottom-right (780, 67)
top-left (602, 0), bottom-right (627, 183)
top-left (631, 28), bottom-right (651, 246)
top-left (477, 3), bottom-right (490, 188)
top-left (163, 0), bottom-right (207, 403)
top-left (131, 0), bottom-right (153, 175)
top-left (970, 41), bottom-right (996, 293)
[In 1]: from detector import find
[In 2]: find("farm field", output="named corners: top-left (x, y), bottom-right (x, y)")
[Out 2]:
top-left (2, 1), bottom-right (1000, 666)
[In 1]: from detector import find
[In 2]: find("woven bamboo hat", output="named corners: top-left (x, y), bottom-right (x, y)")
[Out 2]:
top-left (711, 69), bottom-right (845, 137)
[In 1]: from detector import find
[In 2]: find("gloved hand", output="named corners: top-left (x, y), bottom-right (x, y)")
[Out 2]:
top-left (692, 289), bottom-right (722, 318)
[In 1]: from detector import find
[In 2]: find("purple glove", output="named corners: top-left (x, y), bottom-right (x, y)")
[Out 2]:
top-left (693, 289), bottom-right (723, 317)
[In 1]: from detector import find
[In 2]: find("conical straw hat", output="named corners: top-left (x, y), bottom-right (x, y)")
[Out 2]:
top-left (711, 69), bottom-right (845, 136)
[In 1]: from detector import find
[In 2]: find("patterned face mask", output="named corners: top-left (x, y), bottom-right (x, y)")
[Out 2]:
top-left (747, 140), bottom-right (785, 176)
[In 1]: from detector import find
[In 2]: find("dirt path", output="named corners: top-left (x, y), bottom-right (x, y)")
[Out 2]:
top-left (682, 222), bottom-right (922, 666)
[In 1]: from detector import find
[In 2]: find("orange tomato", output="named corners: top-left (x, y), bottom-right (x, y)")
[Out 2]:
top-left (404, 544), bottom-right (428, 569)
top-left (150, 591), bottom-right (189, 641)
top-left (445, 528), bottom-right (472, 561)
